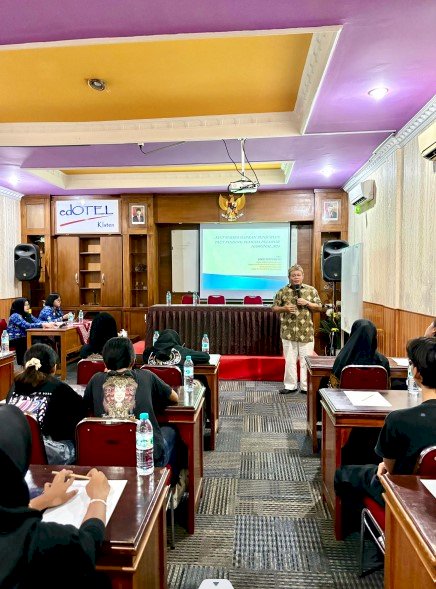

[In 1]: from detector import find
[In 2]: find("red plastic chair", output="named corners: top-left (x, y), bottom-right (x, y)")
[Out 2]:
top-left (359, 445), bottom-right (436, 576)
top-left (181, 294), bottom-right (193, 304)
top-left (0, 318), bottom-right (7, 337)
top-left (140, 365), bottom-right (183, 388)
top-left (75, 417), bottom-right (137, 467)
top-left (77, 359), bottom-right (106, 385)
top-left (243, 295), bottom-right (263, 305)
top-left (25, 413), bottom-right (48, 465)
top-left (207, 295), bottom-right (225, 305)
top-left (340, 365), bottom-right (389, 390)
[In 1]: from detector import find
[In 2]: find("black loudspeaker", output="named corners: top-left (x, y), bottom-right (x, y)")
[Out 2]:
top-left (14, 244), bottom-right (41, 281)
top-left (322, 240), bottom-right (349, 282)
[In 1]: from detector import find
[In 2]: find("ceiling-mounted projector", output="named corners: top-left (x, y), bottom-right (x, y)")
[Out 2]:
top-left (228, 178), bottom-right (258, 194)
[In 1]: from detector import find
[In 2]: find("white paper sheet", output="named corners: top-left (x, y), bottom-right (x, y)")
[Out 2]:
top-left (208, 354), bottom-right (221, 365)
top-left (421, 479), bottom-right (436, 500)
top-left (42, 479), bottom-right (127, 527)
top-left (344, 390), bottom-right (392, 407)
top-left (392, 357), bottom-right (409, 367)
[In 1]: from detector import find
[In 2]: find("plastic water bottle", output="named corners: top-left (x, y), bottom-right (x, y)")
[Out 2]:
top-left (78, 309), bottom-right (84, 324)
top-left (193, 292), bottom-right (198, 306)
top-left (202, 333), bottom-right (209, 353)
top-left (407, 362), bottom-right (419, 395)
top-left (68, 312), bottom-right (74, 324)
top-left (136, 412), bottom-right (154, 476)
top-left (153, 330), bottom-right (159, 345)
top-left (166, 291), bottom-right (172, 306)
top-left (1, 330), bottom-right (9, 355)
top-left (184, 355), bottom-right (194, 393)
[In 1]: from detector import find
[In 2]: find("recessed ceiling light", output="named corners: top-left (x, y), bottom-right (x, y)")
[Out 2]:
top-left (320, 166), bottom-right (334, 178)
top-left (87, 78), bottom-right (106, 91)
top-left (368, 87), bottom-right (389, 100)
top-left (9, 173), bottom-right (19, 187)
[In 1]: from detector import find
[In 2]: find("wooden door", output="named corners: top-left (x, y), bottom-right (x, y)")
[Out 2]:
top-left (100, 236), bottom-right (123, 306)
top-left (55, 236), bottom-right (80, 307)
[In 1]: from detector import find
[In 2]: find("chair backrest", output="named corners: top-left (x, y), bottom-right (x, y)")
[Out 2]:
top-left (415, 445), bottom-right (436, 476)
top-left (339, 365), bottom-right (389, 390)
top-left (77, 358), bottom-right (106, 385)
top-left (75, 418), bottom-right (137, 467)
top-left (0, 318), bottom-right (7, 338)
top-left (207, 295), bottom-right (225, 304)
top-left (25, 413), bottom-right (48, 464)
top-left (181, 294), bottom-right (193, 304)
top-left (140, 365), bottom-right (182, 388)
top-left (243, 295), bottom-right (263, 305)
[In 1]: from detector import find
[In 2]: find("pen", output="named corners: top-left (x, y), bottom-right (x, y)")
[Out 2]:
top-left (51, 471), bottom-right (91, 480)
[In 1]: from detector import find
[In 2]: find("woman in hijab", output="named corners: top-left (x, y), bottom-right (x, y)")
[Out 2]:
top-left (0, 404), bottom-right (110, 589)
top-left (329, 319), bottom-right (390, 387)
top-left (143, 328), bottom-right (210, 366)
top-left (79, 312), bottom-right (118, 359)
top-left (7, 298), bottom-right (56, 365)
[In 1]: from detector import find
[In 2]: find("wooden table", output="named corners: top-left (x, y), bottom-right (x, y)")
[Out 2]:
top-left (306, 356), bottom-right (408, 452)
top-left (0, 351), bottom-right (15, 401)
top-left (27, 465), bottom-right (169, 589)
top-left (381, 475), bottom-right (436, 589)
top-left (160, 381), bottom-right (205, 534)
top-left (27, 325), bottom-right (82, 380)
top-left (195, 353), bottom-right (220, 450)
top-left (145, 304), bottom-right (281, 355)
top-left (320, 387), bottom-right (420, 540)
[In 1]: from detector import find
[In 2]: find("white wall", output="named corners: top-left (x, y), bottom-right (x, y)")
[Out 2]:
top-left (0, 194), bottom-right (22, 299)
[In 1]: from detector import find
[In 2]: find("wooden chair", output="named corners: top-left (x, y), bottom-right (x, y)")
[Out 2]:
top-left (140, 365), bottom-right (183, 388)
top-left (77, 358), bottom-right (106, 385)
top-left (25, 413), bottom-right (48, 465)
top-left (181, 294), bottom-right (193, 304)
top-left (207, 295), bottom-right (225, 304)
top-left (340, 365), bottom-right (389, 390)
top-left (243, 295), bottom-right (263, 305)
top-left (359, 445), bottom-right (436, 576)
top-left (75, 417), bottom-right (176, 548)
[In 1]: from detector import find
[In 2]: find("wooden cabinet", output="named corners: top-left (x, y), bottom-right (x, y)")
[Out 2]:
top-left (55, 236), bottom-right (122, 308)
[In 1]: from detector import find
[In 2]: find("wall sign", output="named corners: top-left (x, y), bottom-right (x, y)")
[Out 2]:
top-left (55, 200), bottom-right (119, 234)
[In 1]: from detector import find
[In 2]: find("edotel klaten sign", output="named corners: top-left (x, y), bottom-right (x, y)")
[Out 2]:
top-left (55, 200), bottom-right (119, 234)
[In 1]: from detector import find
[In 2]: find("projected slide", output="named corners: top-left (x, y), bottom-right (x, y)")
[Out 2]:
top-left (200, 223), bottom-right (290, 300)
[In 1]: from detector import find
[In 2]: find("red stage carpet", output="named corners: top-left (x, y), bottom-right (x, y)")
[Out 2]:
top-left (134, 341), bottom-right (287, 381)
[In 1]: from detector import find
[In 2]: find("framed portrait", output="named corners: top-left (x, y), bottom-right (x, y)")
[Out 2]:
top-left (130, 204), bottom-right (146, 225)
top-left (322, 200), bottom-right (340, 222)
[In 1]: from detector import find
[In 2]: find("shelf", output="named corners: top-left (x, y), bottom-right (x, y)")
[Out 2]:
top-left (132, 270), bottom-right (147, 273)
top-left (80, 270), bottom-right (100, 273)
top-left (131, 288), bottom-right (148, 291)
top-left (80, 287), bottom-right (101, 290)
top-left (79, 251), bottom-right (101, 255)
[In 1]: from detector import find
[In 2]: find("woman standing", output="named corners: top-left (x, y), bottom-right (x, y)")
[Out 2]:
top-left (7, 343), bottom-right (85, 464)
top-left (7, 298), bottom-right (56, 365)
top-left (38, 293), bottom-right (70, 322)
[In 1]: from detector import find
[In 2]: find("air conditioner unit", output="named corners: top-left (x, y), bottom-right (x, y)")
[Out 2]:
top-left (418, 121), bottom-right (436, 161)
top-left (349, 179), bottom-right (375, 206)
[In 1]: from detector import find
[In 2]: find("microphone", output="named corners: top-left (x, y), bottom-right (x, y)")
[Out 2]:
top-left (293, 284), bottom-right (301, 304)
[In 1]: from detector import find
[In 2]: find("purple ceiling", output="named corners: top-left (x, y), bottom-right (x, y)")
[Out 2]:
top-left (1, 0), bottom-right (435, 194)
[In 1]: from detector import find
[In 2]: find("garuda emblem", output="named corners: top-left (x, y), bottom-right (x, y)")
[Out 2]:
top-left (218, 194), bottom-right (246, 222)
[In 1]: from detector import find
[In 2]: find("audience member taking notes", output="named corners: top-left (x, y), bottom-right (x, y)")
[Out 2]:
top-left (0, 404), bottom-right (111, 589)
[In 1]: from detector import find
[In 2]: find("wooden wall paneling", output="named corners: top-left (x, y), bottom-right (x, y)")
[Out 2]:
top-left (0, 298), bottom-right (15, 320)
top-left (147, 233), bottom-right (159, 306)
top-left (295, 224), bottom-right (313, 282)
top-left (395, 309), bottom-right (434, 356)
top-left (363, 301), bottom-right (397, 356)
top-left (122, 234), bottom-right (131, 307)
top-left (120, 195), bottom-right (154, 235)
top-left (155, 191), bottom-right (315, 224)
top-left (122, 309), bottom-right (147, 341)
top-left (100, 236), bottom-right (123, 307)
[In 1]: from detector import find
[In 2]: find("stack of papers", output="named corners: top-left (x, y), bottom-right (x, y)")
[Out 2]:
top-left (43, 479), bottom-right (127, 527)
top-left (392, 357), bottom-right (409, 367)
top-left (344, 390), bottom-right (392, 407)
top-left (421, 480), bottom-right (436, 500)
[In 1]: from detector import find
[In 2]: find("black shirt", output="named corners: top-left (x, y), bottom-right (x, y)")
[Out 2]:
top-left (83, 369), bottom-right (173, 464)
top-left (375, 399), bottom-right (436, 473)
top-left (7, 377), bottom-right (86, 442)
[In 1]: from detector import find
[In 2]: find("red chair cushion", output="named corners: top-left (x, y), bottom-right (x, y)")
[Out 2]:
top-left (363, 495), bottom-right (385, 530)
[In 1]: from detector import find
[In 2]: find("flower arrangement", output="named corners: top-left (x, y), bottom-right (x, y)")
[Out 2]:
top-left (319, 303), bottom-right (341, 355)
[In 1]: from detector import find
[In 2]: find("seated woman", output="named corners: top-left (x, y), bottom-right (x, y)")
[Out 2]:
top-left (84, 337), bottom-right (179, 472)
top-left (0, 404), bottom-right (111, 589)
top-left (329, 318), bottom-right (390, 387)
top-left (7, 298), bottom-right (56, 366)
top-left (143, 328), bottom-right (210, 366)
top-left (38, 292), bottom-right (69, 322)
top-left (7, 344), bottom-right (85, 464)
top-left (80, 312), bottom-right (118, 359)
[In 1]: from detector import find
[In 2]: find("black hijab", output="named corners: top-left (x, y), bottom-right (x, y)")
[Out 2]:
top-left (88, 312), bottom-right (118, 354)
top-left (143, 328), bottom-right (210, 365)
top-left (152, 329), bottom-right (182, 360)
top-left (10, 298), bottom-right (31, 321)
top-left (332, 319), bottom-right (390, 379)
